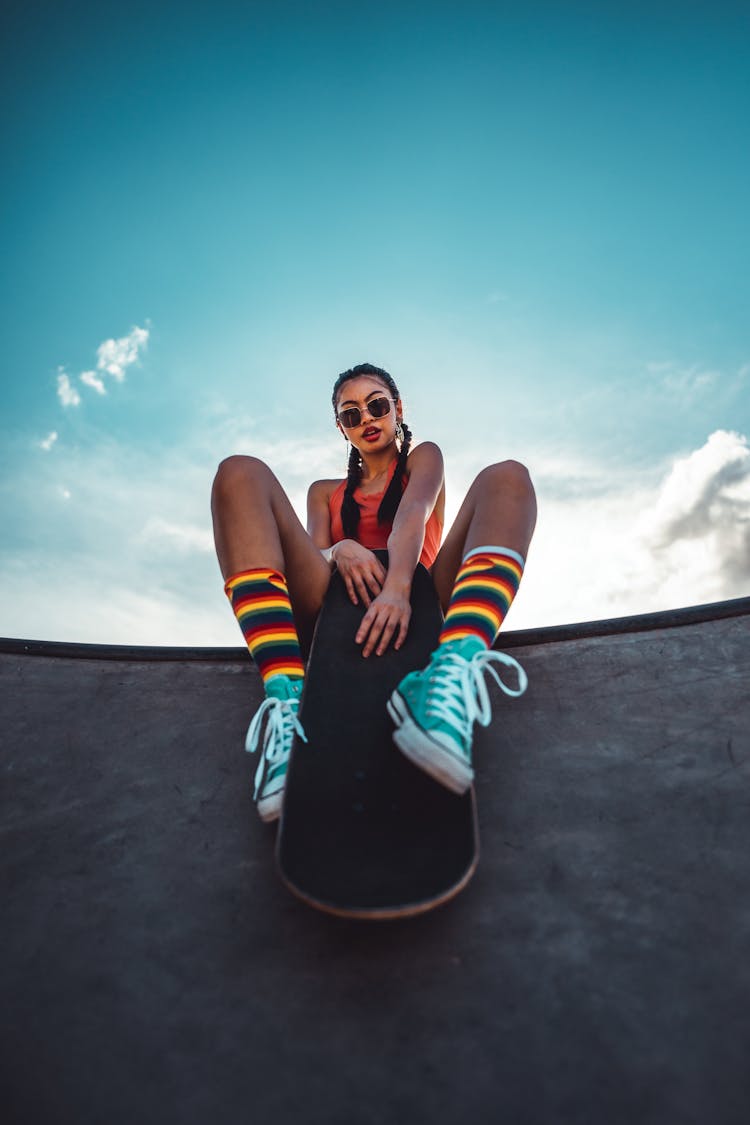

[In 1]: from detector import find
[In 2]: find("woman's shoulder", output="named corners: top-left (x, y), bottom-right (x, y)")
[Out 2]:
top-left (407, 439), bottom-right (443, 456)
top-left (307, 477), bottom-right (345, 505)
top-left (406, 440), bottom-right (444, 471)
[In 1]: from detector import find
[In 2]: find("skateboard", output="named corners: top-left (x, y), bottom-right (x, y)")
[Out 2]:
top-left (276, 552), bottom-right (479, 919)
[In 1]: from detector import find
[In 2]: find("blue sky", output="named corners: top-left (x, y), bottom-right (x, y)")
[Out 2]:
top-left (1, 0), bottom-right (748, 644)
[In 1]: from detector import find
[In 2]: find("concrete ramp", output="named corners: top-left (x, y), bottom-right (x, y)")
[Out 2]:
top-left (2, 598), bottom-right (749, 1124)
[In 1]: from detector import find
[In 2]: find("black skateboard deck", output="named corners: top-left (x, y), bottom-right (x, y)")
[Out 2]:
top-left (276, 553), bottom-right (479, 919)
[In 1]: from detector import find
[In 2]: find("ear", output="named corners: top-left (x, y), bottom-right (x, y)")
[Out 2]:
top-left (395, 397), bottom-right (404, 421)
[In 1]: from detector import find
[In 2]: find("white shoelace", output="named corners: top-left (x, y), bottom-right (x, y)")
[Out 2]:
top-left (245, 697), bottom-right (307, 799)
top-left (426, 648), bottom-right (528, 747)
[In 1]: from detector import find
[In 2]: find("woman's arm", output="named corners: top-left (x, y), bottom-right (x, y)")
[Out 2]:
top-left (385, 441), bottom-right (444, 591)
top-left (306, 478), bottom-right (387, 603)
top-left (307, 479), bottom-right (336, 551)
top-left (356, 442), bottom-right (445, 657)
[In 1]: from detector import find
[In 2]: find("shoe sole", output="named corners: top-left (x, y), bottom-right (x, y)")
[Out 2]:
top-left (387, 693), bottom-right (473, 796)
top-left (257, 788), bottom-right (283, 823)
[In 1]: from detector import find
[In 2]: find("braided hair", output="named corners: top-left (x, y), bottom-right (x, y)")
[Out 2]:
top-left (331, 363), bottom-right (413, 540)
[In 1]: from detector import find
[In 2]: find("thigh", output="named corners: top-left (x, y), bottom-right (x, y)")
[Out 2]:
top-left (431, 461), bottom-right (536, 613)
top-left (268, 480), bottom-right (332, 650)
top-left (214, 454), bottom-right (331, 650)
top-left (430, 487), bottom-right (477, 613)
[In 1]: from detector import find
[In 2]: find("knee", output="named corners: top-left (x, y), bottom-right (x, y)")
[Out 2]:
top-left (478, 459), bottom-right (534, 497)
top-left (212, 454), bottom-right (271, 500)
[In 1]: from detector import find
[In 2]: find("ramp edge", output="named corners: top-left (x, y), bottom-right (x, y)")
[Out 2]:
top-left (1, 595), bottom-right (748, 661)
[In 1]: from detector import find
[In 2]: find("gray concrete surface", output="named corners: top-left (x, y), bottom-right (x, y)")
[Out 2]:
top-left (1, 598), bottom-right (749, 1124)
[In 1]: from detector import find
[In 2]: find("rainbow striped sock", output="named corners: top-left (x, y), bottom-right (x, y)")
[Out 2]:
top-left (440, 546), bottom-right (525, 649)
top-left (224, 568), bottom-right (305, 685)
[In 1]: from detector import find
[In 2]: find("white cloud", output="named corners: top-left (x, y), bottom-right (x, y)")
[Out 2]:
top-left (139, 517), bottom-right (214, 554)
top-left (2, 421), bottom-right (748, 647)
top-left (647, 360), bottom-right (720, 402)
top-left (637, 429), bottom-right (750, 592)
top-left (505, 456), bottom-right (652, 629)
top-left (53, 324), bottom-right (150, 410)
top-left (0, 436), bottom-right (230, 645)
top-left (80, 369), bottom-right (106, 394)
top-left (209, 422), bottom-right (345, 517)
top-left (39, 431), bottom-right (58, 452)
top-left (56, 369), bottom-right (81, 408)
top-left (95, 324), bottom-right (149, 382)
top-left (0, 556), bottom-right (231, 646)
top-left (512, 431), bottom-right (750, 631)
top-left (639, 430), bottom-right (749, 543)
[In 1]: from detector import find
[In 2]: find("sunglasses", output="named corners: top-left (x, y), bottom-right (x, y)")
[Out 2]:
top-left (337, 396), bottom-right (395, 429)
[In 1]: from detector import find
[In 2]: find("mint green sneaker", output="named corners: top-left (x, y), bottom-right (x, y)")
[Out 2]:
top-left (245, 675), bottom-right (306, 822)
top-left (387, 636), bottom-right (528, 794)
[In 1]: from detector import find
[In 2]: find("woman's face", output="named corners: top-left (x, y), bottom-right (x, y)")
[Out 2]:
top-left (335, 375), bottom-right (403, 453)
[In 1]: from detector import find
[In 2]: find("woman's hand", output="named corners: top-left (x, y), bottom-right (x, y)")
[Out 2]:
top-left (329, 542), bottom-right (411, 655)
top-left (330, 541), bottom-right (387, 607)
top-left (355, 583), bottom-right (412, 658)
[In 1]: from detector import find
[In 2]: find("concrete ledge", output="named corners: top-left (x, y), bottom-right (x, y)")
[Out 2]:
top-left (2, 600), bottom-right (749, 1124)
top-left (2, 593), bottom-right (749, 660)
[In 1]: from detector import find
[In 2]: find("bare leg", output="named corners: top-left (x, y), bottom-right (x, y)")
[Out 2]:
top-left (211, 455), bottom-right (331, 654)
top-left (432, 461), bottom-right (537, 613)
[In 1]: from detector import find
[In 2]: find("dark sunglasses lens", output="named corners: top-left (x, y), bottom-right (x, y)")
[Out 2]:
top-left (339, 407), bottom-right (360, 428)
top-left (368, 397), bottom-right (391, 418)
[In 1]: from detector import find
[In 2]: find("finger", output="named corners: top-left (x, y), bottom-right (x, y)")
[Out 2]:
top-left (363, 570), bottom-right (382, 600)
top-left (343, 574), bottom-right (358, 605)
top-left (354, 574), bottom-right (373, 607)
top-left (363, 621), bottom-right (385, 658)
top-left (361, 550), bottom-right (386, 584)
top-left (355, 605), bottom-right (377, 646)
top-left (375, 614), bottom-right (400, 657)
top-left (393, 608), bottom-right (411, 651)
top-left (364, 608), bottom-right (397, 658)
top-left (359, 611), bottom-right (387, 657)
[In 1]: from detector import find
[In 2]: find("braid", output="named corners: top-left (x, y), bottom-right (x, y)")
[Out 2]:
top-left (377, 421), bottom-right (412, 526)
top-left (341, 441), bottom-right (363, 539)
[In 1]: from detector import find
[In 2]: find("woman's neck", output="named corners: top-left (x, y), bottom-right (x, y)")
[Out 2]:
top-left (359, 446), bottom-right (398, 485)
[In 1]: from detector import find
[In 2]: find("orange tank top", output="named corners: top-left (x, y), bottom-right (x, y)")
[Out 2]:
top-left (328, 459), bottom-right (443, 569)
